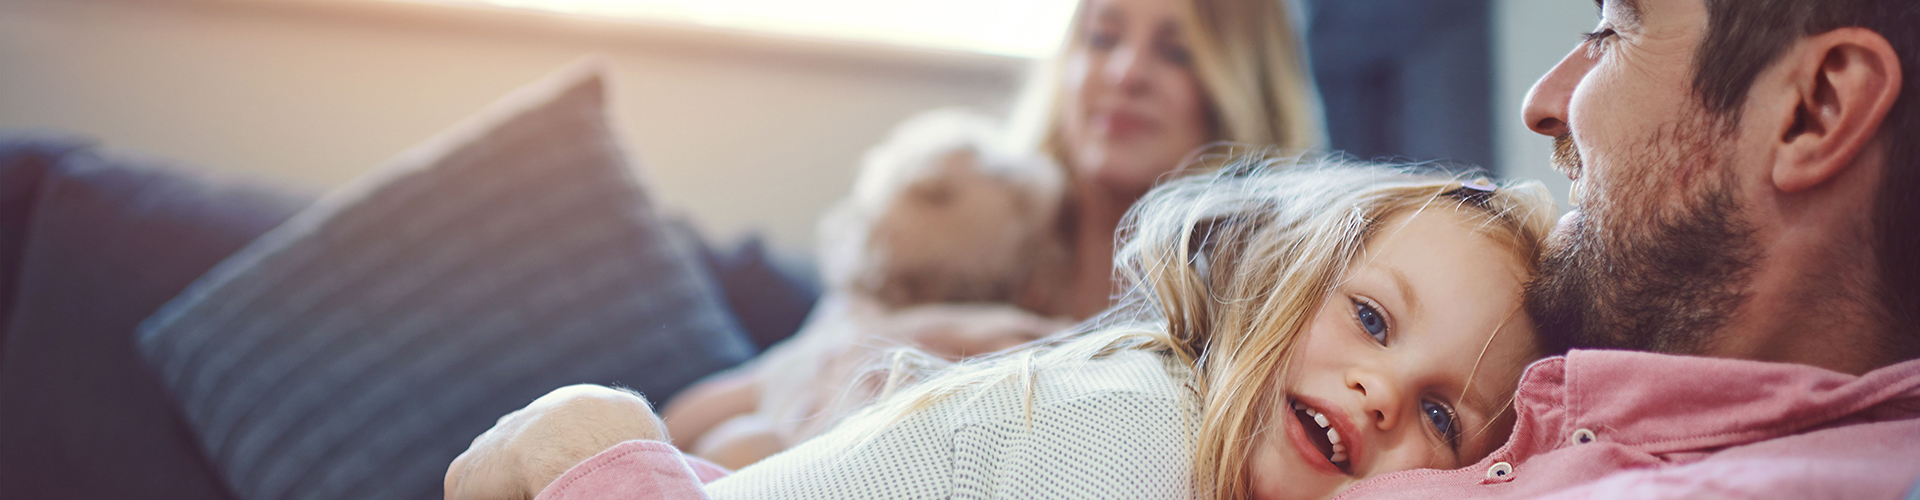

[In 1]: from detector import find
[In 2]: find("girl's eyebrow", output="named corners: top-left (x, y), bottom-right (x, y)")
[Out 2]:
top-left (1380, 265), bottom-right (1422, 320)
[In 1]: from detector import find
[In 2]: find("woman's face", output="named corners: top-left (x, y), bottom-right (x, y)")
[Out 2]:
top-left (1059, 0), bottom-right (1215, 197)
top-left (1247, 208), bottom-right (1540, 500)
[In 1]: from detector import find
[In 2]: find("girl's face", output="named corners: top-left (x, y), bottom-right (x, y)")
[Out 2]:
top-left (1248, 208), bottom-right (1540, 500)
top-left (1059, 0), bottom-right (1214, 198)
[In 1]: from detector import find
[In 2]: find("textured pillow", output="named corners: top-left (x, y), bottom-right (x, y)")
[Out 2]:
top-left (137, 63), bottom-right (754, 500)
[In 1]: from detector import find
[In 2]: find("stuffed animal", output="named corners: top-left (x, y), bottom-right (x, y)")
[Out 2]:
top-left (686, 109), bottom-right (1073, 468)
top-left (818, 108), bottom-right (1069, 311)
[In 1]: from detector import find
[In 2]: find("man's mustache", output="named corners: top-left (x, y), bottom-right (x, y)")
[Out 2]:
top-left (1553, 134), bottom-right (1584, 205)
top-left (1552, 134), bottom-right (1582, 176)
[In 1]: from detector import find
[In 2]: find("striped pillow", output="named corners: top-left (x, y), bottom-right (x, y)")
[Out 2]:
top-left (137, 63), bottom-right (753, 500)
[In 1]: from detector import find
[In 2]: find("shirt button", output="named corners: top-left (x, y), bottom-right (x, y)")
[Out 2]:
top-left (1487, 462), bottom-right (1514, 481)
top-left (1570, 428), bottom-right (1597, 446)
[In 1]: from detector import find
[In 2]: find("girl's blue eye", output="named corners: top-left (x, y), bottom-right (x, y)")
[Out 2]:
top-left (1423, 400), bottom-right (1461, 447)
top-left (1355, 300), bottom-right (1388, 344)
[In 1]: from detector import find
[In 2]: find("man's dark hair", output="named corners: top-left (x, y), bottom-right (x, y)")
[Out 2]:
top-left (1694, 0), bottom-right (1920, 360)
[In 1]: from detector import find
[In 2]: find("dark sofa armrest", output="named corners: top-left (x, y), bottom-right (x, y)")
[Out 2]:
top-left (0, 130), bottom-right (314, 500)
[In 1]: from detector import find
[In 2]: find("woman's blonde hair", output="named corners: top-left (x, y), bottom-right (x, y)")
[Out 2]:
top-left (1009, 0), bottom-right (1326, 160)
top-left (840, 151), bottom-right (1557, 500)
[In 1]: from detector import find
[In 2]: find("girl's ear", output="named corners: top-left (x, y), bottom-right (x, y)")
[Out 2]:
top-left (1770, 28), bottom-right (1903, 193)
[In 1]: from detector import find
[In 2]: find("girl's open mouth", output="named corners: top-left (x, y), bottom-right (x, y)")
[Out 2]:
top-left (1286, 396), bottom-right (1355, 475)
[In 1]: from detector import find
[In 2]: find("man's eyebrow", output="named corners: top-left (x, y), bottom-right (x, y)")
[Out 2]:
top-left (1596, 0), bottom-right (1643, 25)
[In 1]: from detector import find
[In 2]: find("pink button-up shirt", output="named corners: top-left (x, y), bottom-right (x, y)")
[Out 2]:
top-left (1339, 349), bottom-right (1920, 500)
top-left (536, 350), bottom-right (1920, 500)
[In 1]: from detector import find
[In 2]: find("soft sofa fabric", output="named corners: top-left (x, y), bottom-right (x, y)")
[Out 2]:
top-left (136, 65), bottom-right (754, 500)
top-left (0, 132), bottom-right (311, 500)
top-left (663, 218), bottom-right (817, 351)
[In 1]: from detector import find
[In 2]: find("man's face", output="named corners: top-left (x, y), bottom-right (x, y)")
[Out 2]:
top-left (1519, 0), bottom-right (1762, 353)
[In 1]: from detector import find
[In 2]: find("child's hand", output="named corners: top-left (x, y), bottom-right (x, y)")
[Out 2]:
top-left (445, 385), bottom-right (666, 500)
top-left (691, 413), bottom-right (785, 470)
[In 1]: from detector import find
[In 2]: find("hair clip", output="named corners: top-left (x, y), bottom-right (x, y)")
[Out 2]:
top-left (1446, 177), bottom-right (1497, 205)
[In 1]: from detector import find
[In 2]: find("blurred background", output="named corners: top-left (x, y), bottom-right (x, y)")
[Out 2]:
top-left (0, 0), bottom-right (1593, 256)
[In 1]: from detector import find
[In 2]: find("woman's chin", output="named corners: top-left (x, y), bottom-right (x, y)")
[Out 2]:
top-left (1075, 154), bottom-right (1184, 196)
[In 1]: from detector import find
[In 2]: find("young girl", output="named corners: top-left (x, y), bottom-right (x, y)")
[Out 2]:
top-left (449, 155), bottom-right (1557, 500)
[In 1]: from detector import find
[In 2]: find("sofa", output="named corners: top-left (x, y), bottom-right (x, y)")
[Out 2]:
top-left (0, 67), bottom-right (817, 500)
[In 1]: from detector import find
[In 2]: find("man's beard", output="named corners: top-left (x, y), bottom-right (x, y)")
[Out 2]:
top-left (1524, 114), bottom-right (1762, 355)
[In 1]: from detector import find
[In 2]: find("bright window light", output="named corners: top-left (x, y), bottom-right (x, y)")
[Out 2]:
top-left (407, 0), bottom-right (1081, 59)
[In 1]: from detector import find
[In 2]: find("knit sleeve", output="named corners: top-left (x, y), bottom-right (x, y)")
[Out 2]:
top-left (704, 350), bottom-right (1199, 500)
top-left (951, 390), bottom-right (1196, 500)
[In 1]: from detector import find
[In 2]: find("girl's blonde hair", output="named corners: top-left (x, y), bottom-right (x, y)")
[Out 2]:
top-left (1008, 0), bottom-right (1326, 160)
top-left (840, 152), bottom-right (1557, 500)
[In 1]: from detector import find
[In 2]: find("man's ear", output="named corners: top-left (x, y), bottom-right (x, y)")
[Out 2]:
top-left (1771, 28), bottom-right (1903, 193)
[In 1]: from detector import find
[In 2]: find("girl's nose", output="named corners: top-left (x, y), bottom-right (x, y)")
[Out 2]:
top-left (1347, 369), bottom-right (1403, 432)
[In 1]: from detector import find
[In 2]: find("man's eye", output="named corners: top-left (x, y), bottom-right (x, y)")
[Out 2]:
top-left (1582, 28), bottom-right (1617, 51)
top-left (1354, 300), bottom-right (1388, 344)
top-left (1423, 400), bottom-right (1461, 448)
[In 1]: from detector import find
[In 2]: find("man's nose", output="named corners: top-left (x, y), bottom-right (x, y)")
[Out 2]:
top-left (1523, 45), bottom-right (1596, 138)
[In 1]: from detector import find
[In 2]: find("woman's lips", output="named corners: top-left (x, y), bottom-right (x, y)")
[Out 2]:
top-left (1096, 110), bottom-right (1155, 138)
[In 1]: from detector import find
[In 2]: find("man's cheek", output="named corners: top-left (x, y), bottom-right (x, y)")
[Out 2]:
top-left (1564, 62), bottom-right (1626, 134)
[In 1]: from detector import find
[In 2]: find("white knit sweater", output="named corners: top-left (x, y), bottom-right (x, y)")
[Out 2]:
top-left (705, 349), bottom-right (1203, 499)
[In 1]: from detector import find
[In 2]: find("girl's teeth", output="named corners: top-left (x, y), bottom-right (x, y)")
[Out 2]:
top-left (1293, 401), bottom-right (1307, 411)
top-left (1330, 452), bottom-right (1348, 463)
top-left (1327, 429), bottom-right (1341, 444)
top-left (1331, 443), bottom-right (1345, 453)
top-left (1314, 413), bottom-right (1330, 428)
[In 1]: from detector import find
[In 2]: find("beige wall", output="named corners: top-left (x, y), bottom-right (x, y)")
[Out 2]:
top-left (1493, 0), bottom-right (1595, 211)
top-left (3, 0), bottom-right (1604, 250)
top-left (0, 0), bottom-right (1026, 254)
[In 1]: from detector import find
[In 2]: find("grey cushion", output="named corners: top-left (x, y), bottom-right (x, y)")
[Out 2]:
top-left (136, 64), bottom-right (754, 500)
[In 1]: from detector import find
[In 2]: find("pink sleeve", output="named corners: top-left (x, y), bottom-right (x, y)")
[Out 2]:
top-left (533, 440), bottom-right (734, 500)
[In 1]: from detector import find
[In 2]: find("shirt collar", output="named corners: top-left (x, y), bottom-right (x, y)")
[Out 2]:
top-left (1495, 350), bottom-right (1920, 463)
